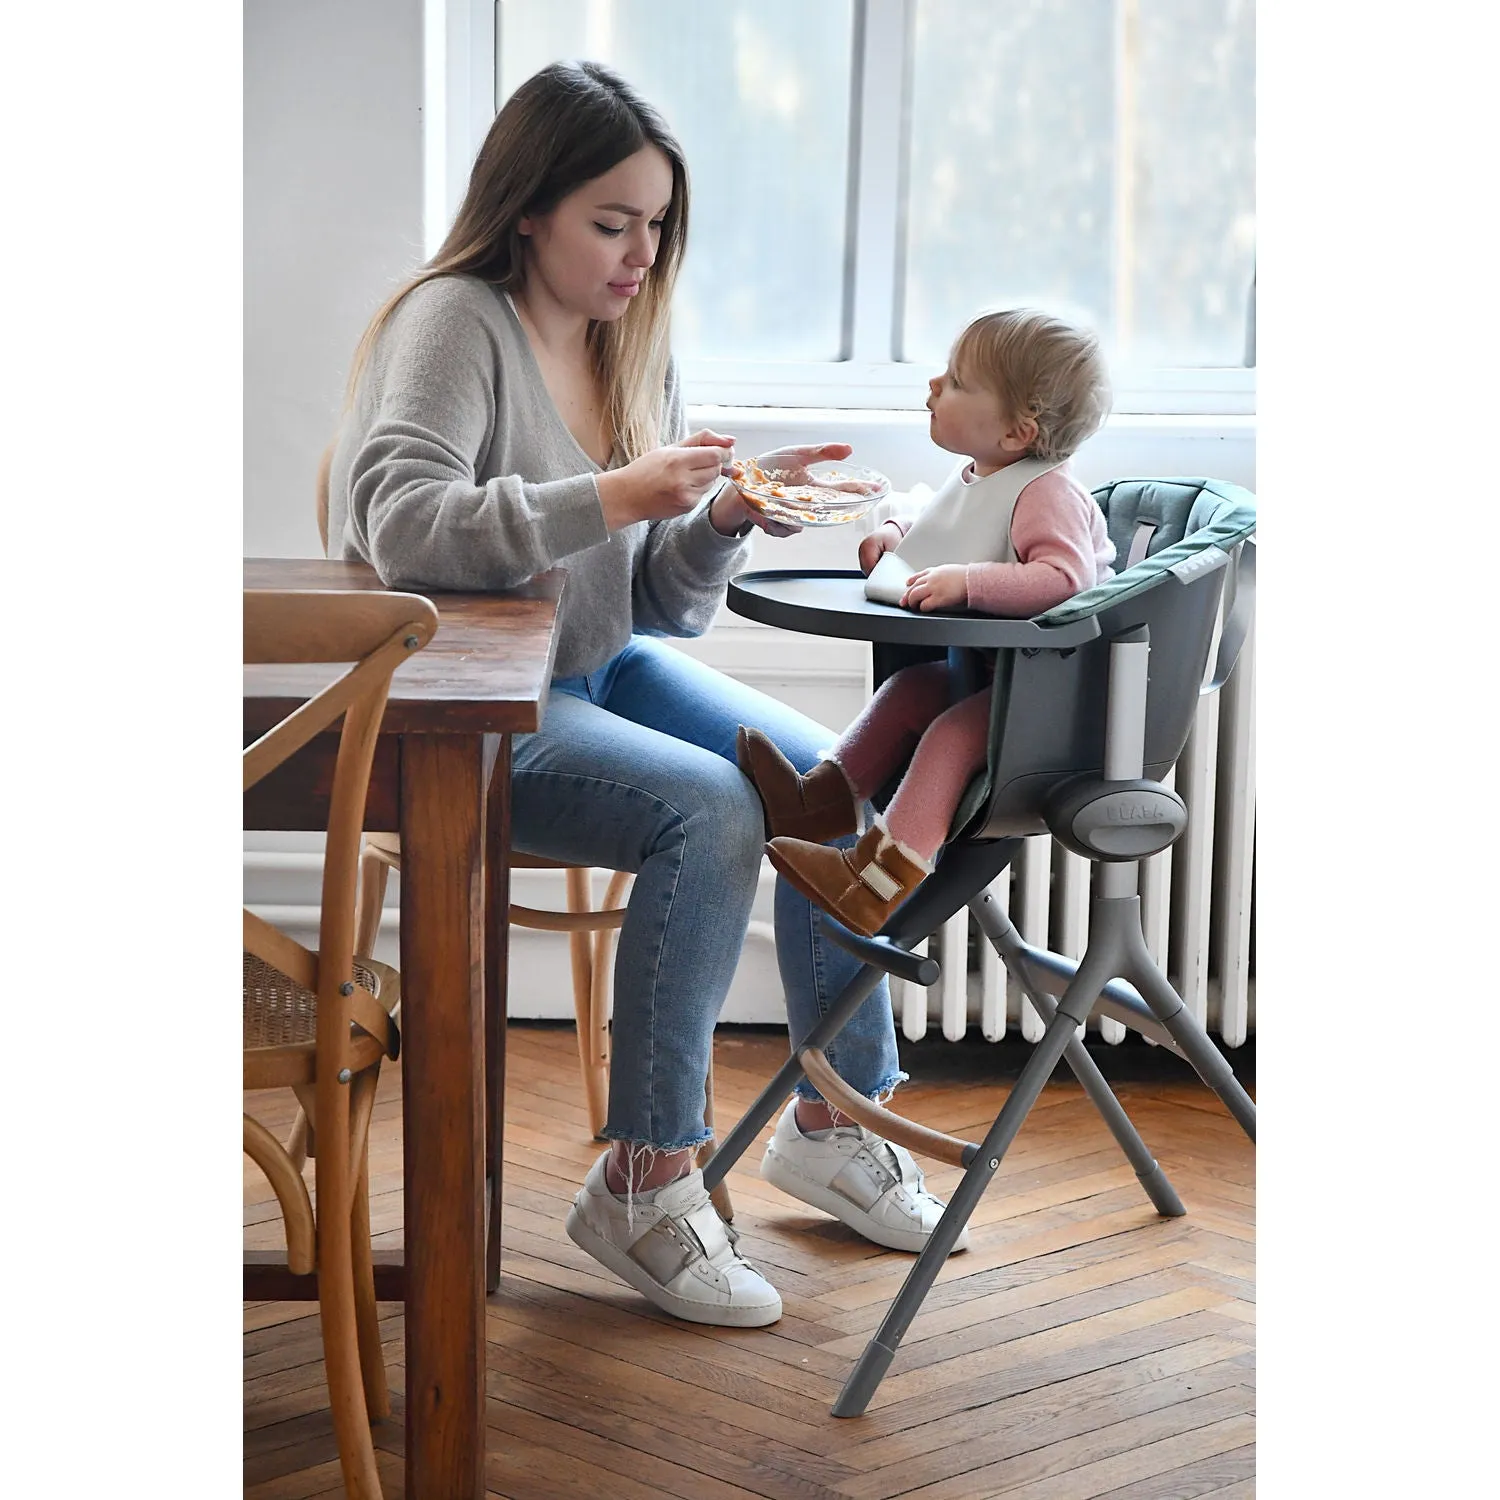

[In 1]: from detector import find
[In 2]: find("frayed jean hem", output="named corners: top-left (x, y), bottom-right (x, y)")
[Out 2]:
top-left (792, 1068), bottom-right (909, 1106)
top-left (599, 1127), bottom-right (714, 1152)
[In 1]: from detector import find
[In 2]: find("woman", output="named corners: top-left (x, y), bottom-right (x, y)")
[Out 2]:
top-left (327, 60), bottom-right (960, 1328)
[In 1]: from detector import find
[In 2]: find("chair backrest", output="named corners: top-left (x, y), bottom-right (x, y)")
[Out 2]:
top-left (244, 587), bottom-right (438, 1053)
top-left (952, 477), bottom-right (1256, 841)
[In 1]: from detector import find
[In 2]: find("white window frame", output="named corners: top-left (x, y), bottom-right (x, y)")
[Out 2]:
top-left (428, 0), bottom-right (1254, 417)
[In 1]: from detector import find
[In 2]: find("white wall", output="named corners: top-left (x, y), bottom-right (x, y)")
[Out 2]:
top-left (245, 0), bottom-right (424, 559)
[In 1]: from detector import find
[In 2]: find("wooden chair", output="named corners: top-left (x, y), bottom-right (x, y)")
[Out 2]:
top-left (355, 835), bottom-right (630, 1139)
top-left (318, 449), bottom-right (731, 1219)
top-left (244, 585), bottom-right (439, 1499)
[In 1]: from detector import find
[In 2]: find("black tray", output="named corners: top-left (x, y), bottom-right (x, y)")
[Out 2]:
top-left (726, 570), bottom-right (1102, 649)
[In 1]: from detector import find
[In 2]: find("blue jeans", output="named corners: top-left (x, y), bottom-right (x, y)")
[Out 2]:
top-left (509, 634), bottom-right (905, 1150)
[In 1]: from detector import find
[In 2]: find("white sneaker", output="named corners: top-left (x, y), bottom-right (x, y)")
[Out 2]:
top-left (761, 1101), bottom-right (970, 1255)
top-left (565, 1152), bottom-right (783, 1328)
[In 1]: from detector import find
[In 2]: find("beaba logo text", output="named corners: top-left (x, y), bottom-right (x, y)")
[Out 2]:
top-left (1105, 800), bottom-right (1164, 822)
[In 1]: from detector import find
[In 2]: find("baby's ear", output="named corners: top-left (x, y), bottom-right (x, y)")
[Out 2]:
top-left (1001, 412), bottom-right (1039, 454)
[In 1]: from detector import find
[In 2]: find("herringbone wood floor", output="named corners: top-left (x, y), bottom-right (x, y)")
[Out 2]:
top-left (245, 1025), bottom-right (1255, 1499)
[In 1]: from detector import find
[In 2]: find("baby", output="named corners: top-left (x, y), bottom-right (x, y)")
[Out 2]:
top-left (736, 307), bottom-right (1114, 935)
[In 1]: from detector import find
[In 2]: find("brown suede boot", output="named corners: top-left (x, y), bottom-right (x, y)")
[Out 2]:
top-left (736, 725), bottom-right (860, 842)
top-left (766, 823), bottom-right (931, 937)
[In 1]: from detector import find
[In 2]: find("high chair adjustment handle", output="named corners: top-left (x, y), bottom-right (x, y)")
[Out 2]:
top-left (1044, 774), bottom-right (1188, 862)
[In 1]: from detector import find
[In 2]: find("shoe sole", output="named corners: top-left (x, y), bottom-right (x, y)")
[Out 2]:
top-left (761, 1145), bottom-right (970, 1255)
top-left (765, 843), bottom-right (881, 937)
top-left (564, 1203), bottom-right (783, 1328)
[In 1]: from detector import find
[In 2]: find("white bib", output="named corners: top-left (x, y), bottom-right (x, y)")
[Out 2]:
top-left (864, 456), bottom-right (1065, 605)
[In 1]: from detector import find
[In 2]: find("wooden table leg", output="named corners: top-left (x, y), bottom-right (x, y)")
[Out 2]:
top-left (484, 735), bottom-right (511, 1295)
top-left (400, 733), bottom-right (487, 1500)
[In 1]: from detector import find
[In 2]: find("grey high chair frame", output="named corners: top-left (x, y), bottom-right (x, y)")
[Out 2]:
top-left (706, 476), bottom-right (1257, 1418)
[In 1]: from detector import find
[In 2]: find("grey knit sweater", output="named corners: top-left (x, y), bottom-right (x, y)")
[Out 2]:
top-left (326, 274), bottom-right (751, 680)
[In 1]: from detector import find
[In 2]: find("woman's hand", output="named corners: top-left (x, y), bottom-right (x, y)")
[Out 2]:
top-left (709, 480), bottom-right (803, 538)
top-left (858, 520), bottom-right (905, 576)
top-left (689, 428), bottom-right (804, 537)
top-left (740, 442), bottom-right (853, 486)
top-left (713, 440), bottom-right (858, 539)
top-left (681, 428), bottom-right (737, 467)
top-left (597, 438), bottom-right (731, 529)
top-left (901, 564), bottom-right (969, 613)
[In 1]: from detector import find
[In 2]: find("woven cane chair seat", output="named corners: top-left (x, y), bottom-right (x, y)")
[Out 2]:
top-left (242, 951), bottom-right (388, 1048)
top-left (243, 950), bottom-right (399, 1092)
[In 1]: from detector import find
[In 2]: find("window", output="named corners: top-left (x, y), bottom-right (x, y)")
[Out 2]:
top-left (496, 0), bottom-right (856, 363)
top-left (469, 0), bottom-right (1254, 413)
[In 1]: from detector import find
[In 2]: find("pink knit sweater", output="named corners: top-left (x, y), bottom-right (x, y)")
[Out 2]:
top-left (887, 462), bottom-right (1115, 616)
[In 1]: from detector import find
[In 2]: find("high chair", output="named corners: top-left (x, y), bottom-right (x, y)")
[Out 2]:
top-left (708, 476), bottom-right (1257, 1416)
top-left (243, 585), bottom-right (438, 1498)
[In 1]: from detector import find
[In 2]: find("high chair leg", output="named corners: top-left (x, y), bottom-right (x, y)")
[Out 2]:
top-left (699, 1052), bottom-right (734, 1222)
top-left (1055, 885), bottom-right (1256, 1144)
top-left (701, 961), bottom-right (891, 1195)
top-left (969, 889), bottom-right (1185, 1218)
top-left (1128, 937), bottom-right (1257, 1140)
top-left (833, 943), bottom-right (1118, 1418)
top-left (1019, 983), bottom-right (1184, 1217)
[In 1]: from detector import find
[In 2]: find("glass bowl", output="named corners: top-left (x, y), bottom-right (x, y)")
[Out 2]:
top-left (729, 457), bottom-right (890, 528)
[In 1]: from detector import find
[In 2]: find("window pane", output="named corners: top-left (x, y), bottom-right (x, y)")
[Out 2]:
top-left (902, 0), bottom-right (1255, 370)
top-left (496, 0), bottom-right (853, 361)
top-left (1129, 0), bottom-right (1256, 367)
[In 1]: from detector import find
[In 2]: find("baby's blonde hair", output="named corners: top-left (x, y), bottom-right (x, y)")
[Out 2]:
top-left (950, 308), bottom-right (1111, 462)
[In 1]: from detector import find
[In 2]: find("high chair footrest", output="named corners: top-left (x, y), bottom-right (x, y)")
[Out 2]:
top-left (823, 925), bottom-right (940, 986)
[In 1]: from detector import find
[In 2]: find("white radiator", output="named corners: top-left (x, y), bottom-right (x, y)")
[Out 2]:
top-left (893, 620), bottom-right (1255, 1049)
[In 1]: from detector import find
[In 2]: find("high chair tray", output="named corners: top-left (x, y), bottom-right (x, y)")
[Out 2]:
top-left (727, 570), bottom-right (1103, 649)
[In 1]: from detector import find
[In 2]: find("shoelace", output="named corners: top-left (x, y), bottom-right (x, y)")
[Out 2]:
top-left (818, 1122), bottom-right (935, 1203)
top-left (853, 1129), bottom-right (930, 1198)
top-left (677, 1193), bottom-right (769, 1276)
top-left (715, 1214), bottom-right (771, 1275)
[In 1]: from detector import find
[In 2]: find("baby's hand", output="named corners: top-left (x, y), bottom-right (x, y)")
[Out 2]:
top-left (858, 520), bottom-right (904, 576)
top-left (901, 564), bottom-right (969, 613)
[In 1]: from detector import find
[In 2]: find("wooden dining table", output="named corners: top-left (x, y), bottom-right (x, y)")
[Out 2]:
top-left (243, 556), bottom-right (565, 1498)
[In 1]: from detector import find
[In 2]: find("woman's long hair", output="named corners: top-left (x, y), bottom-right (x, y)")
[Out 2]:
top-left (345, 60), bottom-right (689, 463)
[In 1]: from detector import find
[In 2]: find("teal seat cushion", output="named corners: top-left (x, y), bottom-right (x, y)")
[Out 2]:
top-left (1038, 479), bottom-right (1256, 628)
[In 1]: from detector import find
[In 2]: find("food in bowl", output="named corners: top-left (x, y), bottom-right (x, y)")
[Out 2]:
top-left (728, 456), bottom-right (890, 528)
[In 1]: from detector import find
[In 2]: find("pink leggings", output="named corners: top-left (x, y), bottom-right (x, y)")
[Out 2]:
top-left (834, 661), bottom-right (990, 860)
